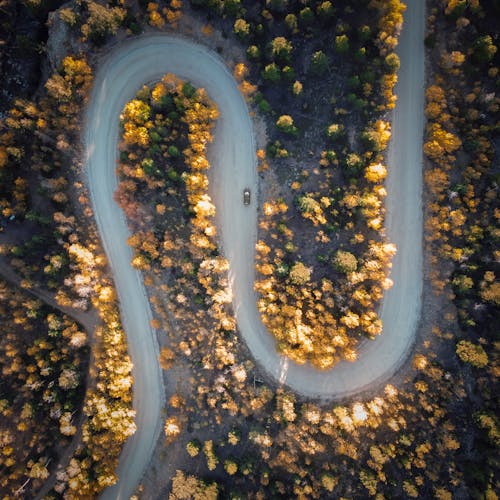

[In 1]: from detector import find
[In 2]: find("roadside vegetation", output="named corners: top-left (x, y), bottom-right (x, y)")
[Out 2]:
top-left (117, 65), bottom-right (497, 497)
top-left (0, 0), bottom-right (498, 498)
top-left (424, 0), bottom-right (499, 340)
top-left (0, 279), bottom-right (88, 496)
top-left (184, 0), bottom-right (405, 367)
top-left (0, 51), bottom-right (133, 499)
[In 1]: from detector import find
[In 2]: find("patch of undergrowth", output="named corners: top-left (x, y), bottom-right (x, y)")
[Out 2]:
top-left (116, 74), bottom-right (221, 267)
top-left (0, 55), bottom-right (135, 498)
top-left (0, 56), bottom-right (97, 306)
top-left (187, 0), bottom-right (405, 367)
top-left (423, 1), bottom-right (499, 495)
top-left (0, 279), bottom-right (89, 497)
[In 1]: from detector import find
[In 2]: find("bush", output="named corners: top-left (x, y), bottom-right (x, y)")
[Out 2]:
top-left (289, 262), bottom-right (311, 285)
top-left (385, 53), bottom-right (401, 73)
top-left (233, 18), bottom-right (250, 39)
top-left (456, 340), bottom-right (488, 368)
top-left (326, 123), bottom-right (344, 140)
top-left (311, 50), bottom-right (329, 75)
top-left (333, 250), bottom-right (357, 273)
top-left (262, 63), bottom-right (281, 83)
top-left (276, 115), bottom-right (298, 136)
top-left (334, 34), bottom-right (350, 53)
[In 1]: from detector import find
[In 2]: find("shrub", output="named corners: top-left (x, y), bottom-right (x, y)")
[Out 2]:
top-left (333, 250), bottom-right (357, 273)
top-left (276, 115), bottom-right (298, 136)
top-left (289, 262), bottom-right (311, 285)
top-left (456, 340), bottom-right (488, 368)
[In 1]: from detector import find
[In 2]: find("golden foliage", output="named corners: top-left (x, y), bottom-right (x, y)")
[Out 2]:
top-left (169, 470), bottom-right (218, 500)
top-left (456, 340), bottom-right (488, 368)
top-left (289, 262), bottom-right (312, 285)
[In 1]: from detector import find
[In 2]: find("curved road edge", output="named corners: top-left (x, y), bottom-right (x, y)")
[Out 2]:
top-left (221, 0), bottom-right (425, 398)
top-left (84, 35), bottom-right (259, 499)
top-left (84, 0), bottom-right (424, 493)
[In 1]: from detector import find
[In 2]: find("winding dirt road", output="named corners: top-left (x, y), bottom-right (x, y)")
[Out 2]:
top-left (85, 1), bottom-right (423, 496)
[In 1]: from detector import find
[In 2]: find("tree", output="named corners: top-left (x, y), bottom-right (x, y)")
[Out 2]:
top-left (335, 34), bottom-right (350, 53)
top-left (282, 65), bottom-right (295, 82)
top-left (186, 440), bottom-right (201, 457)
top-left (59, 7), bottom-right (78, 26)
top-left (284, 13), bottom-right (298, 33)
top-left (362, 120), bottom-right (391, 152)
top-left (164, 416), bottom-right (182, 442)
top-left (326, 123), bottom-right (344, 140)
top-left (246, 45), bottom-right (260, 60)
top-left (365, 163), bottom-right (387, 183)
top-left (311, 50), bottom-right (329, 75)
top-left (59, 368), bottom-right (79, 389)
top-left (222, 0), bottom-right (242, 17)
top-left (270, 36), bottom-right (293, 63)
top-left (317, 1), bottom-right (334, 21)
top-left (147, 3), bottom-right (165, 28)
top-left (262, 63), bottom-right (281, 83)
top-left (81, 1), bottom-right (126, 44)
top-left (169, 470), bottom-right (218, 499)
top-left (424, 123), bottom-right (462, 161)
top-left (276, 115), bottom-right (298, 136)
top-left (289, 262), bottom-right (311, 285)
top-left (203, 440), bottom-right (219, 471)
top-left (45, 57), bottom-right (92, 105)
top-left (321, 473), bottom-right (339, 492)
top-left (121, 99), bottom-right (151, 125)
top-left (346, 152), bottom-right (363, 171)
top-left (292, 80), bottom-right (303, 96)
top-left (29, 460), bottom-right (49, 480)
top-left (299, 7), bottom-right (314, 26)
top-left (480, 274), bottom-right (500, 305)
top-left (472, 35), bottom-right (497, 65)
top-left (233, 18), bottom-right (250, 39)
top-left (333, 250), bottom-right (357, 273)
top-left (385, 53), bottom-right (400, 73)
top-left (358, 24), bottom-right (371, 42)
top-left (298, 194), bottom-right (326, 226)
top-left (444, 0), bottom-right (467, 17)
top-left (159, 347), bottom-right (176, 370)
top-left (456, 340), bottom-right (488, 368)
top-left (224, 458), bottom-right (238, 475)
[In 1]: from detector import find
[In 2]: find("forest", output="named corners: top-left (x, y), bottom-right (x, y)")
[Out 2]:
top-left (0, 0), bottom-right (498, 498)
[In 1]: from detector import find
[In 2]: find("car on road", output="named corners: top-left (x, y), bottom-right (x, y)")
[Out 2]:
top-left (243, 188), bottom-right (251, 205)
